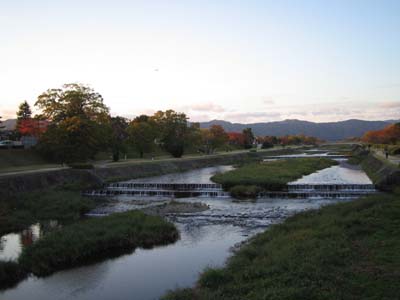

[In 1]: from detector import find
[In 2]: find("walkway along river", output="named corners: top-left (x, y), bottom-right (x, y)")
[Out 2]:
top-left (0, 160), bottom-right (376, 300)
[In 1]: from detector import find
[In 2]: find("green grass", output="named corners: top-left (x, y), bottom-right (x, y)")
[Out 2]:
top-left (0, 261), bottom-right (27, 290)
top-left (163, 193), bottom-right (400, 300)
top-left (0, 149), bottom-right (49, 170)
top-left (0, 189), bottom-right (97, 235)
top-left (19, 210), bottom-right (179, 276)
top-left (211, 158), bottom-right (338, 191)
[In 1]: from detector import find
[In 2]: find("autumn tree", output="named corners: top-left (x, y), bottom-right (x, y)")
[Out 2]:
top-left (201, 125), bottom-right (228, 154)
top-left (127, 115), bottom-right (157, 158)
top-left (227, 132), bottom-right (245, 147)
top-left (35, 83), bottom-right (110, 162)
top-left (152, 110), bottom-right (189, 158)
top-left (362, 123), bottom-right (400, 145)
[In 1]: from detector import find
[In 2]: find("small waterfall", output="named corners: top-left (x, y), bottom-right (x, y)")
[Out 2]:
top-left (83, 182), bottom-right (377, 199)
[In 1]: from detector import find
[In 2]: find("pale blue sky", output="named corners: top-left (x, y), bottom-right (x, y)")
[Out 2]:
top-left (1, 0), bottom-right (399, 122)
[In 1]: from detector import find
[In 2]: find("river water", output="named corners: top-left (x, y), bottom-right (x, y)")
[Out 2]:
top-left (0, 161), bottom-right (372, 300)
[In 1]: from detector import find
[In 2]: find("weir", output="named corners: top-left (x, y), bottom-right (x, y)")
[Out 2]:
top-left (83, 182), bottom-right (377, 199)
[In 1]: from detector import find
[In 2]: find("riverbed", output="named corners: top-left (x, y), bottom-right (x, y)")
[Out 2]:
top-left (0, 161), bottom-right (372, 300)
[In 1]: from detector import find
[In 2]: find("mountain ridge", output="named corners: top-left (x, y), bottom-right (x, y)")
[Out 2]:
top-left (199, 118), bottom-right (397, 141)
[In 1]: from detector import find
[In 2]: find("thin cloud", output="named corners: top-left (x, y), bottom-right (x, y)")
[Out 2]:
top-left (184, 103), bottom-right (226, 113)
top-left (380, 101), bottom-right (400, 109)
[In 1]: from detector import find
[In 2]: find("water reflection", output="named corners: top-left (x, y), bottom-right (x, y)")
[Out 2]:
top-left (126, 165), bottom-right (234, 184)
top-left (291, 161), bottom-right (372, 184)
top-left (0, 220), bottom-right (60, 261)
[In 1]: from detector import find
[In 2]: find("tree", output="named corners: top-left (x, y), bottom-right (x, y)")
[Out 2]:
top-left (16, 101), bottom-right (32, 120)
top-left (201, 125), bottom-right (228, 154)
top-left (242, 128), bottom-right (255, 149)
top-left (228, 132), bottom-right (245, 147)
top-left (151, 110), bottom-right (189, 158)
top-left (16, 100), bottom-right (32, 136)
top-left (362, 123), bottom-right (400, 145)
top-left (127, 115), bottom-right (157, 158)
top-left (0, 116), bottom-right (4, 130)
top-left (35, 83), bottom-right (110, 162)
top-left (110, 116), bottom-right (129, 161)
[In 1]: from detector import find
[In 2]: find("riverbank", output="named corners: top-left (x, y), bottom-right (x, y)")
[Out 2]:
top-left (0, 188), bottom-right (98, 236)
top-left (350, 148), bottom-right (400, 191)
top-left (0, 148), bottom-right (301, 199)
top-left (18, 210), bottom-right (178, 277)
top-left (163, 192), bottom-right (400, 300)
top-left (211, 157), bottom-right (338, 197)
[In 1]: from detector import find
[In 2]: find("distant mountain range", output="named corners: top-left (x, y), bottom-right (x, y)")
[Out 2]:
top-left (199, 119), bottom-right (398, 141)
top-left (2, 118), bottom-right (397, 141)
top-left (0, 119), bottom-right (17, 131)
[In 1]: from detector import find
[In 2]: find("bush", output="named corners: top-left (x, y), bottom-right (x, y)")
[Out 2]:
top-left (261, 141), bottom-right (274, 149)
top-left (229, 185), bottom-right (261, 199)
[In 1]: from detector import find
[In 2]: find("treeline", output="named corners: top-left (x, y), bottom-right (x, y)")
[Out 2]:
top-left (257, 134), bottom-right (322, 148)
top-left (7, 83), bottom-right (324, 163)
top-left (362, 123), bottom-right (400, 145)
top-left (9, 84), bottom-right (258, 162)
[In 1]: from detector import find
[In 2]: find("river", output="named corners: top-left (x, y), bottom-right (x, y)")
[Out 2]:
top-left (0, 160), bottom-right (373, 300)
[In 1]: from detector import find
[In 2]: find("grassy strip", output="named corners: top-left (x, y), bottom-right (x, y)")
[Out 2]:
top-left (211, 158), bottom-right (338, 191)
top-left (0, 189), bottom-right (97, 235)
top-left (163, 193), bottom-right (400, 300)
top-left (0, 261), bottom-right (28, 290)
top-left (19, 210), bottom-right (179, 276)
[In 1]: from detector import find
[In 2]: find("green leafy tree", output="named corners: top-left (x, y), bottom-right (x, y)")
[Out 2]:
top-left (127, 115), bottom-right (157, 158)
top-left (242, 128), bottom-right (255, 149)
top-left (151, 110), bottom-right (189, 158)
top-left (16, 100), bottom-right (32, 136)
top-left (16, 101), bottom-right (32, 120)
top-left (35, 83), bottom-right (110, 162)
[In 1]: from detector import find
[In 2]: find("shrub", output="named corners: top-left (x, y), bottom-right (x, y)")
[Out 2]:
top-left (229, 185), bottom-right (261, 199)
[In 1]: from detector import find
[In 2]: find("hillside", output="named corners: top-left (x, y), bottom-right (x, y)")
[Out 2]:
top-left (199, 119), bottom-right (393, 141)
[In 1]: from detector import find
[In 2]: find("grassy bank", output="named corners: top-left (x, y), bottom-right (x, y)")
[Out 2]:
top-left (19, 210), bottom-right (178, 276)
top-left (0, 149), bottom-right (49, 170)
top-left (211, 158), bottom-right (337, 192)
top-left (163, 193), bottom-right (400, 300)
top-left (0, 188), bottom-right (97, 235)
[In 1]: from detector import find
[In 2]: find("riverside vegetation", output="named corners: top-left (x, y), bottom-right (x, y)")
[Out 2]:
top-left (0, 188), bottom-right (96, 236)
top-left (1, 210), bottom-right (178, 288)
top-left (163, 192), bottom-right (400, 300)
top-left (211, 157), bottom-right (338, 198)
top-left (19, 210), bottom-right (179, 276)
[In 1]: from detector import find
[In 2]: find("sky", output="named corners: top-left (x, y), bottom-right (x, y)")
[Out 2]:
top-left (0, 0), bottom-right (399, 123)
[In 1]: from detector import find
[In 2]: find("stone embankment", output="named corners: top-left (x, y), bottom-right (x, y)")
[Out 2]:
top-left (0, 151), bottom-right (262, 198)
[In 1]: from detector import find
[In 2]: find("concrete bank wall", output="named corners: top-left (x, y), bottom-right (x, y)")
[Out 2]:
top-left (361, 153), bottom-right (400, 191)
top-left (0, 151), bottom-right (263, 198)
